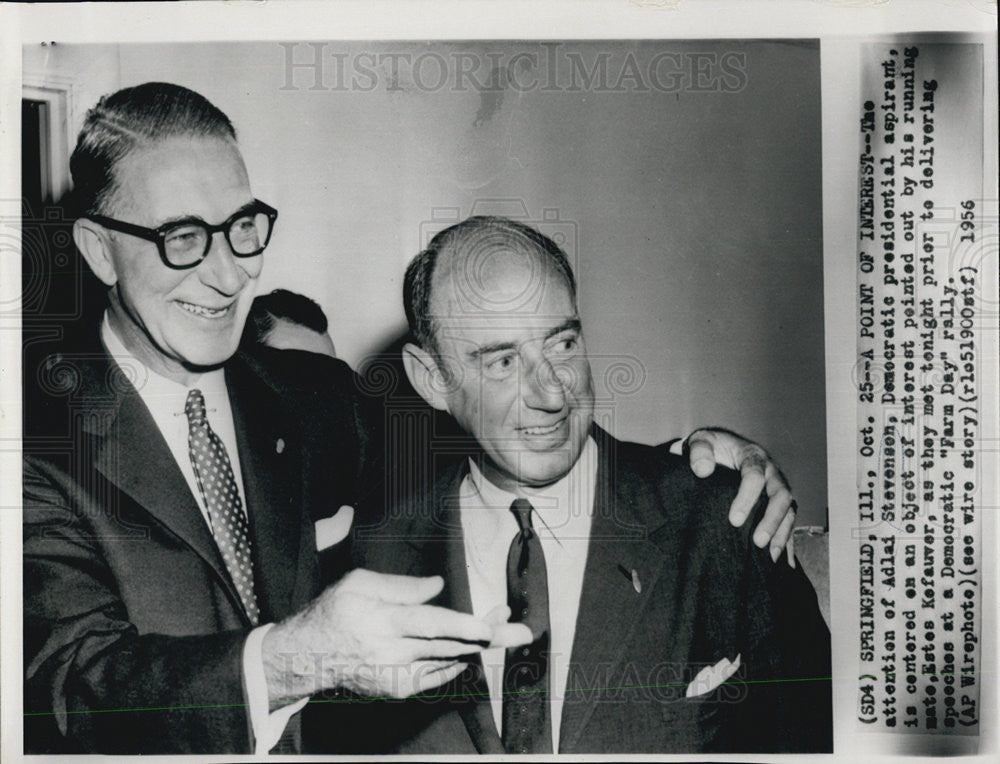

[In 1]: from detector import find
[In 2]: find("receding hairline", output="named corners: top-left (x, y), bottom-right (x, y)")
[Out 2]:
top-left (71, 82), bottom-right (240, 217)
top-left (102, 134), bottom-right (248, 218)
top-left (428, 235), bottom-right (577, 321)
top-left (403, 215), bottom-right (578, 363)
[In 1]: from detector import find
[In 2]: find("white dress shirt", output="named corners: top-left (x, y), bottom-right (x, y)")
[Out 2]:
top-left (459, 435), bottom-right (598, 751)
top-left (101, 316), bottom-right (304, 754)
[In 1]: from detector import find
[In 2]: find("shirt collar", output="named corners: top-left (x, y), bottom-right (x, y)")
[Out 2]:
top-left (466, 435), bottom-right (598, 539)
top-left (100, 312), bottom-right (228, 413)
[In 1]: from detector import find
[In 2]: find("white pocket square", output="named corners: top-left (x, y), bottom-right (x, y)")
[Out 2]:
top-left (685, 653), bottom-right (741, 698)
top-left (315, 505), bottom-right (354, 551)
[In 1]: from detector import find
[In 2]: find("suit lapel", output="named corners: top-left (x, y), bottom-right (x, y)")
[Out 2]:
top-left (558, 429), bottom-right (670, 753)
top-left (86, 360), bottom-right (243, 619)
top-left (405, 465), bottom-right (504, 755)
top-left (85, 348), bottom-right (308, 625)
top-left (226, 353), bottom-right (305, 623)
top-left (416, 435), bottom-right (672, 754)
top-left (435, 471), bottom-right (474, 614)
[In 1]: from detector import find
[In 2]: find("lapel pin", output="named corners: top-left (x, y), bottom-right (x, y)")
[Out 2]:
top-left (618, 564), bottom-right (642, 593)
top-left (275, 438), bottom-right (285, 454)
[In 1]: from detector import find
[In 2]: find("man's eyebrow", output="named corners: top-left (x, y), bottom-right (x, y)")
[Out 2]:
top-left (544, 318), bottom-right (581, 341)
top-left (465, 319), bottom-right (581, 360)
top-left (467, 341), bottom-right (518, 361)
top-left (152, 214), bottom-right (204, 228)
top-left (155, 201), bottom-right (257, 229)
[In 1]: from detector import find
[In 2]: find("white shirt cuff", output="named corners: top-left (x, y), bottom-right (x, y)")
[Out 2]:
top-left (243, 623), bottom-right (310, 755)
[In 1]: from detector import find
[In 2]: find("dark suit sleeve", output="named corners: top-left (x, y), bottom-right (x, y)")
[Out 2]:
top-left (734, 494), bottom-right (833, 753)
top-left (23, 458), bottom-right (253, 754)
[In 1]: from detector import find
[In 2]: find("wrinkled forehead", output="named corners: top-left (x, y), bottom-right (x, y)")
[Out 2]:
top-left (431, 242), bottom-right (573, 322)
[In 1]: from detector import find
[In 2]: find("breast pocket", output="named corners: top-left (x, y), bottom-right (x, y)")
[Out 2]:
top-left (662, 661), bottom-right (750, 752)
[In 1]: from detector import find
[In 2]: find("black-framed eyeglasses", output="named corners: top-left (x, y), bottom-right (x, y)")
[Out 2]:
top-left (87, 199), bottom-right (278, 270)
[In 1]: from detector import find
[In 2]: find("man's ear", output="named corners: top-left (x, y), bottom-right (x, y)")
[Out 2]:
top-left (73, 218), bottom-right (118, 286)
top-left (402, 342), bottom-right (450, 412)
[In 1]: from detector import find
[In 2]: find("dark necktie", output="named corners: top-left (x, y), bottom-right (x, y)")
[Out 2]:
top-left (185, 388), bottom-right (260, 625)
top-left (502, 498), bottom-right (553, 754)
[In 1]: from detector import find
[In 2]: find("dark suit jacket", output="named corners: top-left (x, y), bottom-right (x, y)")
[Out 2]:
top-left (23, 333), bottom-right (381, 754)
top-left (342, 426), bottom-right (832, 754)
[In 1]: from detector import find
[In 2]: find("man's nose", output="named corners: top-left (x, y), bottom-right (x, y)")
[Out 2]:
top-left (521, 357), bottom-right (567, 412)
top-left (198, 232), bottom-right (253, 295)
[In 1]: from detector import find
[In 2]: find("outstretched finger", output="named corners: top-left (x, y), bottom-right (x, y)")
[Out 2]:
top-left (490, 622), bottom-right (533, 649)
top-left (343, 570), bottom-right (444, 605)
top-left (402, 637), bottom-right (487, 661)
top-left (394, 604), bottom-right (493, 644)
top-left (484, 604), bottom-right (511, 626)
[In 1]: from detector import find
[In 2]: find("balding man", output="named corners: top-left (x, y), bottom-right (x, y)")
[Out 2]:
top-left (349, 216), bottom-right (831, 754)
top-left (24, 83), bottom-right (798, 755)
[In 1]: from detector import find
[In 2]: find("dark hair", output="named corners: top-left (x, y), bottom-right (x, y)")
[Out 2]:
top-left (69, 82), bottom-right (237, 216)
top-left (403, 215), bottom-right (577, 357)
top-left (244, 289), bottom-right (329, 346)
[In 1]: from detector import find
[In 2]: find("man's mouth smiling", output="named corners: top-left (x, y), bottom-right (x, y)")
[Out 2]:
top-left (519, 418), bottom-right (567, 437)
top-left (175, 300), bottom-right (233, 319)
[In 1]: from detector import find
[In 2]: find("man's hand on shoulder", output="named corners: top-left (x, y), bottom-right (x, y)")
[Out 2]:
top-left (672, 428), bottom-right (797, 567)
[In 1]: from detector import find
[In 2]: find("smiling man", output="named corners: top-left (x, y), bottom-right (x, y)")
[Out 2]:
top-left (350, 216), bottom-right (833, 754)
top-left (24, 83), bottom-right (800, 755)
top-left (75, 133), bottom-right (270, 374)
top-left (406, 219), bottom-right (595, 493)
top-left (23, 83), bottom-right (515, 755)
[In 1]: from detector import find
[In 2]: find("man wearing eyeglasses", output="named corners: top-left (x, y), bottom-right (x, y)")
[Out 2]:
top-left (23, 83), bottom-right (799, 755)
top-left (24, 82), bottom-right (522, 755)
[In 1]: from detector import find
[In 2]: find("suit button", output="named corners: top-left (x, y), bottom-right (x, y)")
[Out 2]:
top-left (521, 647), bottom-right (530, 657)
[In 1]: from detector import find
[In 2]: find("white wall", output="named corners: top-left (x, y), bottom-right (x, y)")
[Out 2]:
top-left (24, 40), bottom-right (828, 524)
